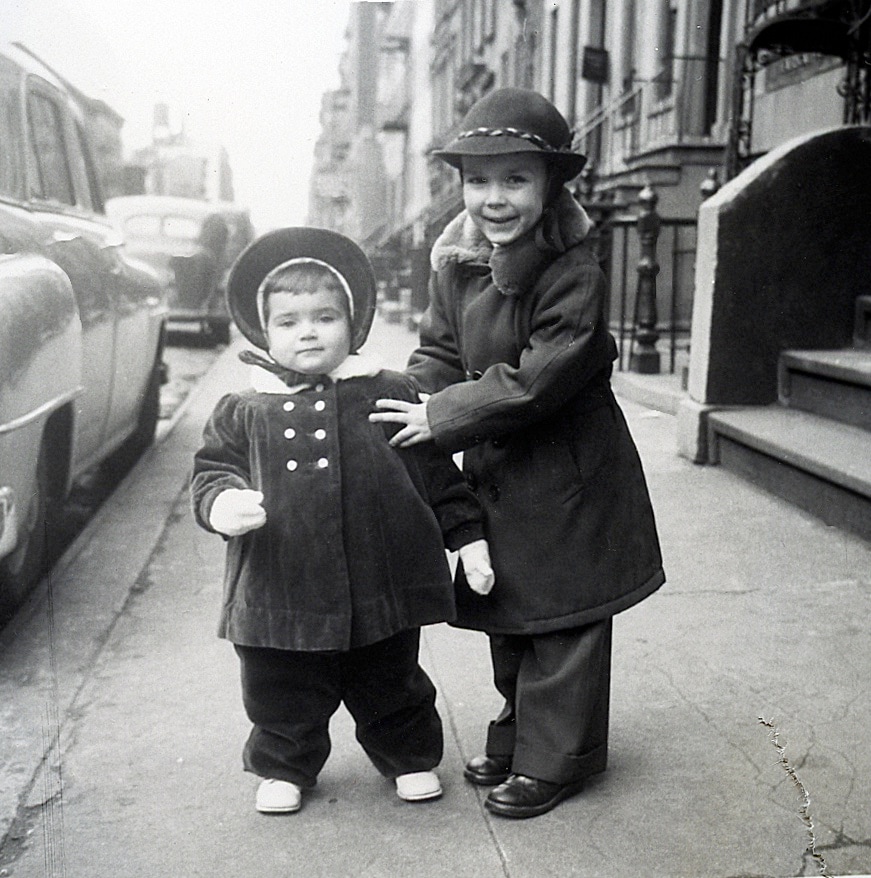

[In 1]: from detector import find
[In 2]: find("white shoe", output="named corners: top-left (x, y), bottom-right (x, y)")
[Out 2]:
top-left (395, 770), bottom-right (442, 802)
top-left (255, 778), bottom-right (302, 813)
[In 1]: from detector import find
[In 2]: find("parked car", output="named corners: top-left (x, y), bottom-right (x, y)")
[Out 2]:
top-left (0, 43), bottom-right (168, 617)
top-left (105, 195), bottom-right (254, 345)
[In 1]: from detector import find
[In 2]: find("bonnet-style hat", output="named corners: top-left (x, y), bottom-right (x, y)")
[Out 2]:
top-left (432, 87), bottom-right (587, 186)
top-left (226, 227), bottom-right (377, 353)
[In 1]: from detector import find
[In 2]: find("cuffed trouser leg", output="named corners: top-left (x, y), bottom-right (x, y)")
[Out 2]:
top-left (342, 629), bottom-right (443, 778)
top-left (485, 618), bottom-right (613, 785)
top-left (235, 644), bottom-right (341, 789)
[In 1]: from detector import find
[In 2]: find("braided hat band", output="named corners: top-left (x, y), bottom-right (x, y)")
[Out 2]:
top-left (457, 126), bottom-right (571, 153)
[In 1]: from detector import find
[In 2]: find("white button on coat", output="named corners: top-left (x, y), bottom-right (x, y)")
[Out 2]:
top-left (283, 401), bottom-right (295, 412)
top-left (315, 429), bottom-right (326, 440)
top-left (286, 460), bottom-right (298, 471)
top-left (284, 428), bottom-right (296, 439)
top-left (314, 400), bottom-right (326, 411)
top-left (317, 458), bottom-right (329, 468)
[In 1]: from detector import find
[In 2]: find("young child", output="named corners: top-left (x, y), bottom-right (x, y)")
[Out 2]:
top-left (191, 227), bottom-right (493, 814)
top-left (371, 88), bottom-right (665, 819)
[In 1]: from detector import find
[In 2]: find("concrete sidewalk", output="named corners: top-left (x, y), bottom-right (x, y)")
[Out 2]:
top-left (1, 315), bottom-right (870, 877)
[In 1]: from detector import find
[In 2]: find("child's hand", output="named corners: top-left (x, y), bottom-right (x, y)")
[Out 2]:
top-left (369, 395), bottom-right (432, 447)
top-left (209, 489), bottom-right (267, 537)
top-left (458, 539), bottom-right (495, 595)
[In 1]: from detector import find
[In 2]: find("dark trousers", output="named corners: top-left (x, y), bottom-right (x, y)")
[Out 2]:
top-left (484, 618), bottom-right (613, 785)
top-left (234, 629), bottom-right (442, 788)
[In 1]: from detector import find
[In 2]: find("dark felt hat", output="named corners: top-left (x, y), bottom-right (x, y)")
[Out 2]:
top-left (432, 87), bottom-right (587, 185)
top-left (226, 226), bottom-right (377, 353)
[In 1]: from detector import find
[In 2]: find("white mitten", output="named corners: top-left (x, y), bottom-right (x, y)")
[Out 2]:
top-left (209, 489), bottom-right (266, 537)
top-left (458, 539), bottom-right (495, 595)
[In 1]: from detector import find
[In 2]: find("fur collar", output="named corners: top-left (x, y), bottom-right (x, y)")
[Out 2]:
top-left (430, 189), bottom-right (593, 297)
top-left (249, 352), bottom-right (382, 394)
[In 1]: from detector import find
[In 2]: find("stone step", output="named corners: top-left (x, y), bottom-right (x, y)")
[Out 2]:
top-left (779, 348), bottom-right (871, 430)
top-left (707, 405), bottom-right (871, 541)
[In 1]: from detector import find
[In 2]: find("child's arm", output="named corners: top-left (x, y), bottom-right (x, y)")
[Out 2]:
top-left (399, 438), bottom-right (494, 595)
top-left (191, 394), bottom-right (265, 536)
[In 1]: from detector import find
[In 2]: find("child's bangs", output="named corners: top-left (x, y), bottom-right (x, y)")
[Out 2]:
top-left (265, 262), bottom-right (346, 297)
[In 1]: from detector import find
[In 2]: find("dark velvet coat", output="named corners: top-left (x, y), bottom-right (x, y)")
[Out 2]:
top-left (407, 191), bottom-right (665, 635)
top-left (191, 367), bottom-right (484, 651)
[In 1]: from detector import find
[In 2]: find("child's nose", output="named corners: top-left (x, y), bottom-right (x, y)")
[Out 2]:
top-left (485, 183), bottom-right (506, 204)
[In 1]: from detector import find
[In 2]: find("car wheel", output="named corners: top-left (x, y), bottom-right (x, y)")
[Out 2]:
top-left (0, 437), bottom-right (53, 620)
top-left (103, 354), bottom-right (162, 480)
top-left (206, 317), bottom-right (231, 346)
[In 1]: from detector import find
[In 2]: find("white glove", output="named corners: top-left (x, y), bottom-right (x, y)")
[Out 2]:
top-left (209, 489), bottom-right (267, 537)
top-left (458, 539), bottom-right (495, 595)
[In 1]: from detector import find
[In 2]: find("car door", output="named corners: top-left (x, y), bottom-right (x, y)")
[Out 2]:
top-left (70, 122), bottom-right (163, 450)
top-left (25, 81), bottom-right (116, 473)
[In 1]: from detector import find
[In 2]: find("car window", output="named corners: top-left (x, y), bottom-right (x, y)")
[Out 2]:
top-left (0, 58), bottom-right (24, 200)
top-left (27, 90), bottom-right (75, 205)
top-left (71, 122), bottom-right (99, 213)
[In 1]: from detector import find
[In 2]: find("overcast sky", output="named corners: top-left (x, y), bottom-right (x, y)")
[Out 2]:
top-left (3, 0), bottom-right (354, 231)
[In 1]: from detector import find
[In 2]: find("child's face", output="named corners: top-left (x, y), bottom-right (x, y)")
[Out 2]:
top-left (265, 286), bottom-right (351, 375)
top-left (462, 152), bottom-right (549, 247)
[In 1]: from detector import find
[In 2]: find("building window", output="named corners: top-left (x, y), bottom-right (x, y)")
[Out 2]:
top-left (620, 0), bottom-right (638, 114)
top-left (548, 7), bottom-right (559, 101)
top-left (484, 0), bottom-right (496, 40)
top-left (655, 0), bottom-right (678, 102)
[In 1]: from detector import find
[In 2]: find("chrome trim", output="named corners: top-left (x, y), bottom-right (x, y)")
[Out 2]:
top-left (0, 387), bottom-right (82, 436)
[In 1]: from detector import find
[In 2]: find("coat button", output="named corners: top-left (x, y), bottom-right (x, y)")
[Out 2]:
top-left (315, 383), bottom-right (325, 392)
top-left (284, 428), bottom-right (296, 439)
top-left (465, 474), bottom-right (478, 492)
top-left (317, 457), bottom-right (329, 468)
top-left (283, 401), bottom-right (295, 412)
top-left (487, 484), bottom-right (500, 502)
top-left (286, 460), bottom-right (298, 471)
top-left (314, 400), bottom-right (326, 412)
top-left (314, 429), bottom-right (326, 440)
top-left (491, 436), bottom-right (505, 448)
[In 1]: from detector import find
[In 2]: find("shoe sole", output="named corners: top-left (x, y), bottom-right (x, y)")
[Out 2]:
top-left (256, 803), bottom-right (301, 814)
top-left (463, 768), bottom-right (510, 786)
top-left (397, 788), bottom-right (443, 802)
top-left (483, 780), bottom-right (585, 819)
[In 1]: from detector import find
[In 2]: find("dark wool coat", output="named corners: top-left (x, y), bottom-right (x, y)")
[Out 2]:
top-left (191, 368), bottom-right (484, 652)
top-left (407, 190), bottom-right (665, 635)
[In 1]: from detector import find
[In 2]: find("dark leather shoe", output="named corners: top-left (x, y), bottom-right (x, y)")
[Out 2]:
top-left (484, 774), bottom-right (585, 818)
top-left (463, 754), bottom-right (512, 786)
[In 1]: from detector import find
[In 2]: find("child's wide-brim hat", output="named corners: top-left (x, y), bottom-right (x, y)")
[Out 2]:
top-left (432, 87), bottom-right (587, 185)
top-left (226, 226), bottom-right (377, 353)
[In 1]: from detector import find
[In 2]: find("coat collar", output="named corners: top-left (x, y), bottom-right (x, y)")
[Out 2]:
top-left (246, 351), bottom-right (382, 394)
top-left (430, 189), bottom-right (593, 297)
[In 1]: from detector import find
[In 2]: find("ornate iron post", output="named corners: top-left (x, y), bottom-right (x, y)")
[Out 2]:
top-left (630, 183), bottom-right (661, 374)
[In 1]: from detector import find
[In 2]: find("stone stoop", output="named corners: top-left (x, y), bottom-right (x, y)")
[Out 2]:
top-left (707, 346), bottom-right (871, 541)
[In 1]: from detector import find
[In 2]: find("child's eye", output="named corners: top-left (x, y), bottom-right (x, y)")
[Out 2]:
top-left (465, 175), bottom-right (486, 186)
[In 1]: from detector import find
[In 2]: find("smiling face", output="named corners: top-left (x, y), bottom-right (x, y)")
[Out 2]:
top-left (265, 285), bottom-right (352, 375)
top-left (461, 152), bottom-right (549, 247)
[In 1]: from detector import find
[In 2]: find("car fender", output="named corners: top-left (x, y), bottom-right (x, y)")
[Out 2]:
top-left (0, 252), bottom-right (82, 561)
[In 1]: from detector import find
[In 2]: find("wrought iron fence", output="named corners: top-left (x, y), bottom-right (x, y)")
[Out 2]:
top-left (603, 212), bottom-right (697, 375)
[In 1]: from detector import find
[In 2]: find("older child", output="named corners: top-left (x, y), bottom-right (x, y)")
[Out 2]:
top-left (191, 228), bottom-right (493, 814)
top-left (371, 88), bottom-right (665, 819)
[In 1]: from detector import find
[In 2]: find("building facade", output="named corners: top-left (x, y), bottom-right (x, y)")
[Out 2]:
top-left (308, 0), bottom-right (870, 347)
